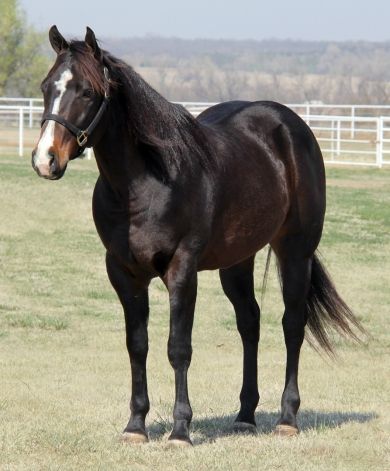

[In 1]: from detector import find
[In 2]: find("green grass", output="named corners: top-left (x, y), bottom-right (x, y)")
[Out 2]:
top-left (0, 156), bottom-right (389, 470)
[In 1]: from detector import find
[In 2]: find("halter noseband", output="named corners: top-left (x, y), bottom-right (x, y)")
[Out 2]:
top-left (41, 67), bottom-right (111, 157)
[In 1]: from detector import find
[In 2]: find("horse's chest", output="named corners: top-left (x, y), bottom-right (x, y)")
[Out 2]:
top-left (93, 179), bottom-right (180, 276)
top-left (128, 219), bottom-right (175, 267)
top-left (94, 205), bottom-right (177, 277)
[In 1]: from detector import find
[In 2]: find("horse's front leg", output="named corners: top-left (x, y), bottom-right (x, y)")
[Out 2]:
top-left (164, 250), bottom-right (197, 446)
top-left (106, 253), bottom-right (150, 443)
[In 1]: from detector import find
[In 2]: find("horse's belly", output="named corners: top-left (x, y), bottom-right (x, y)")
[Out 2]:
top-left (198, 200), bottom-right (288, 270)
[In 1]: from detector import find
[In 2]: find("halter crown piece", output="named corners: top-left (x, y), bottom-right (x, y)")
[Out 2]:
top-left (41, 67), bottom-right (111, 157)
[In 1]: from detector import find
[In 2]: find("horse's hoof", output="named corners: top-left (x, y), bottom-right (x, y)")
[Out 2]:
top-left (167, 438), bottom-right (193, 448)
top-left (121, 431), bottom-right (149, 444)
top-left (274, 424), bottom-right (299, 437)
top-left (233, 421), bottom-right (258, 434)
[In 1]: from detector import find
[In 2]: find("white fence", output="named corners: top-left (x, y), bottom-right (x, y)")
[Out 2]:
top-left (1, 99), bottom-right (390, 167)
top-left (301, 115), bottom-right (390, 167)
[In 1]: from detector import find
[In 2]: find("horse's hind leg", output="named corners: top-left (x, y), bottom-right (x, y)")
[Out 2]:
top-left (219, 256), bottom-right (260, 432)
top-left (271, 238), bottom-right (313, 436)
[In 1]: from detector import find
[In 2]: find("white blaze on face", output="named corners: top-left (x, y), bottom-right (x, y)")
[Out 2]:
top-left (34, 69), bottom-right (73, 167)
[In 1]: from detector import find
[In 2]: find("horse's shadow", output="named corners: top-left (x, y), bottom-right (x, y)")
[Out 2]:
top-left (148, 409), bottom-right (377, 444)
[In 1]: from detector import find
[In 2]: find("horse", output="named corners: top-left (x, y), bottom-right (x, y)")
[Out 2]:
top-left (32, 26), bottom-right (363, 446)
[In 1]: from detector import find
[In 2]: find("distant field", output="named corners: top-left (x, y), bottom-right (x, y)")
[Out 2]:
top-left (0, 156), bottom-right (389, 470)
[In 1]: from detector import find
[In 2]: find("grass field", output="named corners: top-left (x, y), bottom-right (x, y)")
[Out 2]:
top-left (0, 155), bottom-right (389, 470)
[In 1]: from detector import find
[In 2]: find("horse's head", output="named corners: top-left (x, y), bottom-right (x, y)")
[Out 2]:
top-left (32, 26), bottom-right (110, 180)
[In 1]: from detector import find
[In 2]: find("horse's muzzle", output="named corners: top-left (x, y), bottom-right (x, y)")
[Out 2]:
top-left (32, 149), bottom-right (67, 180)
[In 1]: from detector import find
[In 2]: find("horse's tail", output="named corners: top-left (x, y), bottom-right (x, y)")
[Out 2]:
top-left (305, 253), bottom-right (365, 355)
top-left (260, 246), bottom-right (273, 309)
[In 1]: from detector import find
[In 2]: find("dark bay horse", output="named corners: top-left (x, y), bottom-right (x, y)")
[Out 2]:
top-left (32, 26), bottom-right (363, 446)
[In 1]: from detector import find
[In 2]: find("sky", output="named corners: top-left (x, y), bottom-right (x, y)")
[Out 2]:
top-left (19, 0), bottom-right (390, 42)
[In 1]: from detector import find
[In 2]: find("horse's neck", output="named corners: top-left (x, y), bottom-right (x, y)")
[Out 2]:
top-left (93, 72), bottom-right (187, 197)
top-left (93, 117), bottom-right (144, 197)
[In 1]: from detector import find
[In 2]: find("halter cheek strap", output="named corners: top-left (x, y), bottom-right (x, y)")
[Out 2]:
top-left (40, 67), bottom-right (110, 157)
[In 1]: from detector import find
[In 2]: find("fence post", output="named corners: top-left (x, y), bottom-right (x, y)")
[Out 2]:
top-left (351, 106), bottom-right (355, 138)
top-left (306, 104), bottom-right (310, 126)
top-left (331, 120), bottom-right (335, 160)
top-left (29, 99), bottom-right (33, 128)
top-left (19, 108), bottom-right (24, 157)
top-left (376, 117), bottom-right (383, 168)
top-left (336, 119), bottom-right (341, 156)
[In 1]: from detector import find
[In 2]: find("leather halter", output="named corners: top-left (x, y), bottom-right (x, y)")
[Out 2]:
top-left (40, 67), bottom-right (111, 157)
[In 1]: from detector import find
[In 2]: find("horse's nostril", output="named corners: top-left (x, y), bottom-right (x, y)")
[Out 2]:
top-left (48, 150), bottom-right (55, 166)
top-left (49, 155), bottom-right (56, 173)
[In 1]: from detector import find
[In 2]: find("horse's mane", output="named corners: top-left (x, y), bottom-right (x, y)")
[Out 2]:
top-left (62, 41), bottom-right (215, 182)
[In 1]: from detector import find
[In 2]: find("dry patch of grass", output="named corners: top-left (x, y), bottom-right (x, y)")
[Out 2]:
top-left (0, 157), bottom-right (389, 470)
top-left (326, 177), bottom-right (389, 189)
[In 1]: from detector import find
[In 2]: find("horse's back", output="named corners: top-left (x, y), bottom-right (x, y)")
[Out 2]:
top-left (199, 100), bottom-right (323, 165)
top-left (199, 99), bottom-right (325, 212)
top-left (197, 100), bottom-right (252, 126)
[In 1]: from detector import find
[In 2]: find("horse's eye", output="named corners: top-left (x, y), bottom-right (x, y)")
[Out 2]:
top-left (82, 89), bottom-right (94, 98)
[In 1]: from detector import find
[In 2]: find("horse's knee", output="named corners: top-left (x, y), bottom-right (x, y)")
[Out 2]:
top-left (127, 338), bottom-right (148, 361)
top-left (168, 340), bottom-right (192, 369)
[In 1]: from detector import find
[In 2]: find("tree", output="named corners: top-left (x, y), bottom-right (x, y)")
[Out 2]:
top-left (0, 0), bottom-right (49, 96)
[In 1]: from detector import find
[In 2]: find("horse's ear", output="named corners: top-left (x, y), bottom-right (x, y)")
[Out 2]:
top-left (85, 26), bottom-right (102, 62)
top-left (49, 25), bottom-right (69, 54)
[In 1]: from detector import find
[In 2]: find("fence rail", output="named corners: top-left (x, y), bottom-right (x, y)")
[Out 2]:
top-left (1, 100), bottom-right (390, 167)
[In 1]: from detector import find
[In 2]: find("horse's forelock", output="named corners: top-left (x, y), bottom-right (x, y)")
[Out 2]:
top-left (68, 41), bottom-right (107, 95)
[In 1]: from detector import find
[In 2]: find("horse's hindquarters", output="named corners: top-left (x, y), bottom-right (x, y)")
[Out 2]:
top-left (199, 160), bottom-right (290, 270)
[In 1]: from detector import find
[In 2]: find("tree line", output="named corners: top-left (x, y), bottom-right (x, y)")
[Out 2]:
top-left (0, 0), bottom-right (49, 96)
top-left (105, 37), bottom-right (390, 104)
top-left (2, 0), bottom-right (390, 104)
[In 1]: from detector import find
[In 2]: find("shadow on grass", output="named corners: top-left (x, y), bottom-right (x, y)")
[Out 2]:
top-left (148, 409), bottom-right (377, 444)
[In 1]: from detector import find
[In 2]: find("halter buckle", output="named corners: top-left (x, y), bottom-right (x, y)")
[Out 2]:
top-left (77, 130), bottom-right (88, 147)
